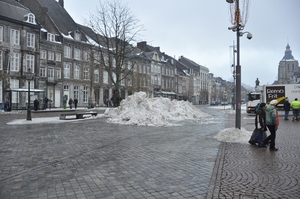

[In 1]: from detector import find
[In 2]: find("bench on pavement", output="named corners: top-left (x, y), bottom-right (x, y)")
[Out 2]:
top-left (59, 112), bottom-right (98, 120)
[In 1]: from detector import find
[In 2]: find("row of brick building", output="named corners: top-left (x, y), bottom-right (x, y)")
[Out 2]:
top-left (0, 0), bottom-right (253, 109)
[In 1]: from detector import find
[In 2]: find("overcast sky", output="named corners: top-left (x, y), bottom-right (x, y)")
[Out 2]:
top-left (64, 0), bottom-right (300, 87)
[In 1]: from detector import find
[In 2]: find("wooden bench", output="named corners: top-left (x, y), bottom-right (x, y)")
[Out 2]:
top-left (59, 112), bottom-right (98, 120)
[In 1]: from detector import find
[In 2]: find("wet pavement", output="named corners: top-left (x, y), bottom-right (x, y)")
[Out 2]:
top-left (0, 107), bottom-right (299, 199)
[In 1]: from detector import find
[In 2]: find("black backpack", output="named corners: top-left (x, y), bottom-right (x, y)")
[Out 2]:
top-left (254, 102), bottom-right (261, 114)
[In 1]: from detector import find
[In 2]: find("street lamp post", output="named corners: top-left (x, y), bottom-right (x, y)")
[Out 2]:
top-left (26, 68), bottom-right (34, 121)
top-left (226, 0), bottom-right (251, 129)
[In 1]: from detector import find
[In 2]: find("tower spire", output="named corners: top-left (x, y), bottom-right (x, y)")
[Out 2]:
top-left (282, 43), bottom-right (294, 60)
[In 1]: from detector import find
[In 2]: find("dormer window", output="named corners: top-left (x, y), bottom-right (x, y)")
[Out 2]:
top-left (74, 32), bottom-right (80, 41)
top-left (47, 33), bottom-right (55, 42)
top-left (24, 13), bottom-right (36, 24)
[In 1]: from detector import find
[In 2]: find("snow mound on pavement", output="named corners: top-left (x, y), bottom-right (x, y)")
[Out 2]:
top-left (104, 92), bottom-right (210, 127)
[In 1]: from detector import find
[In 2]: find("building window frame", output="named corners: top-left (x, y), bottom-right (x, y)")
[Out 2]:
top-left (83, 67), bottom-right (89, 80)
top-left (64, 46), bottom-right (71, 58)
top-left (0, 26), bottom-right (4, 42)
top-left (27, 33), bottom-right (35, 47)
top-left (74, 64), bottom-right (80, 79)
top-left (56, 53), bottom-right (61, 62)
top-left (94, 69), bottom-right (99, 83)
top-left (26, 54), bottom-right (34, 72)
top-left (11, 29), bottom-right (20, 45)
top-left (64, 63), bottom-right (71, 78)
top-left (11, 52), bottom-right (20, 71)
top-left (48, 51), bottom-right (54, 60)
top-left (40, 67), bottom-right (46, 77)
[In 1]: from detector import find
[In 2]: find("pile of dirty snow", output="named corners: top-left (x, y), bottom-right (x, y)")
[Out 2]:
top-left (104, 92), bottom-right (210, 126)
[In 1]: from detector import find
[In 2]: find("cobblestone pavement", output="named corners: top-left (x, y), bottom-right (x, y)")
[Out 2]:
top-left (207, 110), bottom-right (300, 199)
top-left (0, 107), bottom-right (299, 199)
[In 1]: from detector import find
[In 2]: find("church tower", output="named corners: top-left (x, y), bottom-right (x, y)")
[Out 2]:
top-left (278, 44), bottom-right (299, 84)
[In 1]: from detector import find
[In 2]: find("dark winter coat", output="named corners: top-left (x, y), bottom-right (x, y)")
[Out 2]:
top-left (283, 100), bottom-right (290, 111)
top-left (255, 107), bottom-right (266, 130)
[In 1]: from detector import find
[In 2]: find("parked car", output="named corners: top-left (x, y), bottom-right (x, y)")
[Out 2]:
top-left (210, 101), bottom-right (218, 106)
top-left (221, 101), bottom-right (228, 105)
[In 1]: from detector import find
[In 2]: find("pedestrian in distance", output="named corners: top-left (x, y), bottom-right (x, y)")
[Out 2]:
top-left (290, 98), bottom-right (300, 122)
top-left (262, 99), bottom-right (280, 151)
top-left (68, 98), bottom-right (74, 109)
top-left (34, 98), bottom-right (39, 111)
top-left (44, 97), bottom-right (49, 109)
top-left (74, 98), bottom-right (78, 109)
top-left (249, 102), bottom-right (267, 147)
top-left (283, 97), bottom-right (291, 120)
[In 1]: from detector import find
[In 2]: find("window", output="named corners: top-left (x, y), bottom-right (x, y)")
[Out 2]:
top-left (103, 71), bottom-right (108, 84)
top-left (0, 51), bottom-right (2, 70)
top-left (27, 33), bottom-right (35, 47)
top-left (26, 54), bottom-right (34, 72)
top-left (47, 33), bottom-right (55, 42)
top-left (48, 68), bottom-right (54, 78)
top-left (83, 67), bottom-right (89, 80)
top-left (112, 58), bottom-right (116, 68)
top-left (11, 53), bottom-right (20, 71)
top-left (74, 64), bottom-right (80, 79)
top-left (112, 72), bottom-right (116, 83)
top-left (27, 13), bottom-right (35, 24)
top-left (56, 53), bottom-right (61, 62)
top-left (83, 50), bottom-right (89, 61)
top-left (40, 67), bottom-right (46, 77)
top-left (11, 29), bottom-right (20, 45)
top-left (41, 50), bottom-right (47, 59)
top-left (104, 56), bottom-right (109, 65)
top-left (55, 68), bottom-right (61, 79)
top-left (83, 86), bottom-right (88, 103)
top-left (10, 79), bottom-right (19, 103)
top-left (48, 51), bottom-right (54, 60)
top-left (64, 46), bottom-right (71, 58)
top-left (94, 69), bottom-right (99, 83)
top-left (94, 52), bottom-right (100, 63)
top-left (128, 61), bottom-right (132, 70)
top-left (74, 86), bottom-right (79, 101)
top-left (0, 26), bottom-right (3, 42)
top-left (74, 32), bottom-right (81, 41)
top-left (64, 63), bottom-right (71, 78)
top-left (121, 73), bottom-right (125, 85)
top-left (74, 48), bottom-right (81, 60)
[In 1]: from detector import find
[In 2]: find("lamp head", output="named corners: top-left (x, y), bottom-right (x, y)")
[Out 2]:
top-left (226, 0), bottom-right (235, 3)
top-left (26, 68), bottom-right (34, 80)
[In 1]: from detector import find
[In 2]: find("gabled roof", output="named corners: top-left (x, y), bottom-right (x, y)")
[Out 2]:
top-left (178, 56), bottom-right (200, 73)
top-left (38, 0), bottom-right (78, 37)
top-left (0, 0), bottom-right (36, 26)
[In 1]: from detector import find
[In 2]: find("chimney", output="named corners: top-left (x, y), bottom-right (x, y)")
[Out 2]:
top-left (137, 41), bottom-right (147, 51)
top-left (59, 0), bottom-right (64, 8)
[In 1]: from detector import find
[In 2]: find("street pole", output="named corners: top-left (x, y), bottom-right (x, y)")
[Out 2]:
top-left (27, 79), bottom-right (32, 121)
top-left (235, 0), bottom-right (241, 129)
top-left (26, 68), bottom-right (34, 121)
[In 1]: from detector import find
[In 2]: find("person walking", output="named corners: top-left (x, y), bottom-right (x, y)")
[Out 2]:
top-left (291, 98), bottom-right (300, 121)
top-left (283, 97), bottom-right (291, 120)
top-left (68, 98), bottom-right (74, 109)
top-left (249, 102), bottom-right (267, 147)
top-left (34, 98), bottom-right (39, 111)
top-left (262, 99), bottom-right (280, 151)
top-left (74, 98), bottom-right (78, 109)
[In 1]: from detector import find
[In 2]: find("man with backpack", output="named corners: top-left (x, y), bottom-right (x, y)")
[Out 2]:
top-left (249, 102), bottom-right (267, 147)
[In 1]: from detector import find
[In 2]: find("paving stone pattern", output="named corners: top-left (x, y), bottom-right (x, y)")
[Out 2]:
top-left (0, 108), bottom-right (299, 199)
top-left (0, 108), bottom-right (225, 199)
top-left (207, 111), bottom-right (300, 199)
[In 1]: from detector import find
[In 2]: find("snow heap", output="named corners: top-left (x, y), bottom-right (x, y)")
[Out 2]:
top-left (104, 92), bottom-right (210, 127)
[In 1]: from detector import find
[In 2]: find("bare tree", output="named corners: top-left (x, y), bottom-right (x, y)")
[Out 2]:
top-left (86, 0), bottom-right (144, 106)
